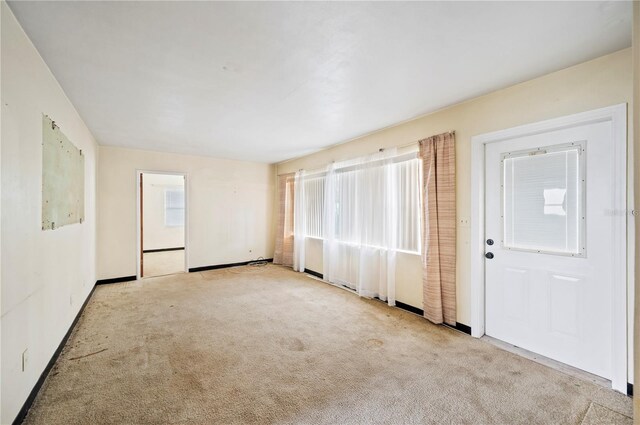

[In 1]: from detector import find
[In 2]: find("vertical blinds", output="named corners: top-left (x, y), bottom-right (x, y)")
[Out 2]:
top-left (304, 176), bottom-right (325, 238)
top-left (395, 159), bottom-right (422, 252)
top-left (301, 156), bottom-right (421, 253)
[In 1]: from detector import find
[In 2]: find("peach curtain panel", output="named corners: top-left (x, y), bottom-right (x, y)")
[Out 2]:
top-left (419, 132), bottom-right (456, 325)
top-left (274, 173), bottom-right (295, 267)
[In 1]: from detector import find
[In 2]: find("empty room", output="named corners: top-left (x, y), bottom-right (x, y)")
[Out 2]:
top-left (1, 1), bottom-right (639, 424)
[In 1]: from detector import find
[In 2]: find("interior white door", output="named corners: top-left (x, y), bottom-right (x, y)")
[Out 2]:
top-left (484, 120), bottom-right (615, 380)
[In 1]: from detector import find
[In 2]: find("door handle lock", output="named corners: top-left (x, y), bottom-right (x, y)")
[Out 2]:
top-left (486, 239), bottom-right (494, 245)
top-left (485, 252), bottom-right (494, 259)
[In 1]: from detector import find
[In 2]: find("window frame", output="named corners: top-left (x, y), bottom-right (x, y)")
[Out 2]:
top-left (500, 141), bottom-right (586, 257)
top-left (164, 187), bottom-right (185, 228)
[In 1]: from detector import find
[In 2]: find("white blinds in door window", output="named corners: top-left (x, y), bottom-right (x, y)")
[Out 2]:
top-left (502, 142), bottom-right (585, 256)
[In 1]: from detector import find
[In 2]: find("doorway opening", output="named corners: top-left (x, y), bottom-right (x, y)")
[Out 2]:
top-left (138, 171), bottom-right (186, 278)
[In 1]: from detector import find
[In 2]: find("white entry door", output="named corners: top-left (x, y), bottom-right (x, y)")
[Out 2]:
top-left (484, 119), bottom-right (618, 380)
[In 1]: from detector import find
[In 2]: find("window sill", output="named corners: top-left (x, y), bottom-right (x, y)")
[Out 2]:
top-left (302, 236), bottom-right (421, 256)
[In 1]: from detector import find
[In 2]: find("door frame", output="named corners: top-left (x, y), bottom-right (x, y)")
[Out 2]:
top-left (469, 104), bottom-right (630, 392)
top-left (136, 169), bottom-right (189, 279)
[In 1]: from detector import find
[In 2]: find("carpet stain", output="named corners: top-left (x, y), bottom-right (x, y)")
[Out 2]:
top-left (280, 337), bottom-right (306, 351)
top-left (68, 348), bottom-right (108, 361)
top-left (367, 338), bottom-right (384, 348)
top-left (167, 346), bottom-right (206, 393)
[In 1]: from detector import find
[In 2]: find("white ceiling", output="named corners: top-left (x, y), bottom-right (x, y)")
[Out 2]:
top-left (8, 1), bottom-right (632, 163)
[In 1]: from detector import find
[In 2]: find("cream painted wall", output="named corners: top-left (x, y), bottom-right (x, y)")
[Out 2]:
top-left (142, 173), bottom-right (185, 251)
top-left (279, 48), bottom-right (633, 327)
top-left (98, 146), bottom-right (275, 279)
top-left (1, 3), bottom-right (99, 423)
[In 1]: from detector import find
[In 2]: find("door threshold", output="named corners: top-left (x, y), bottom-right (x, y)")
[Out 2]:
top-left (481, 335), bottom-right (611, 390)
top-left (141, 271), bottom-right (186, 279)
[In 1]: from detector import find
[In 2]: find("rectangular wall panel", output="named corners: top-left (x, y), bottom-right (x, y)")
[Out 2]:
top-left (42, 114), bottom-right (85, 230)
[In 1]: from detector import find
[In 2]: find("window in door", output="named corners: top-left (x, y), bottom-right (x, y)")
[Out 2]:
top-left (501, 142), bottom-right (585, 256)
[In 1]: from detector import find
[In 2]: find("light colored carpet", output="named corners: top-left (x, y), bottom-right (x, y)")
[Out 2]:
top-left (142, 249), bottom-right (184, 277)
top-left (24, 265), bottom-right (632, 424)
top-left (580, 402), bottom-right (632, 425)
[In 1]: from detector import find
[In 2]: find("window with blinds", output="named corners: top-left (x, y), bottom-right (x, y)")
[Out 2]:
top-left (164, 188), bottom-right (185, 227)
top-left (502, 143), bottom-right (585, 256)
top-left (303, 156), bottom-right (422, 254)
top-left (304, 175), bottom-right (325, 238)
top-left (393, 158), bottom-right (422, 253)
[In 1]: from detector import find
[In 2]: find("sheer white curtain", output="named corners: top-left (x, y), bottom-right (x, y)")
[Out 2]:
top-left (293, 170), bottom-right (306, 272)
top-left (322, 149), bottom-right (399, 305)
top-left (322, 163), bottom-right (337, 282)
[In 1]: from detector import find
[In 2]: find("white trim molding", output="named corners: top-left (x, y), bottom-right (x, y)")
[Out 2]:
top-left (470, 104), bottom-right (630, 393)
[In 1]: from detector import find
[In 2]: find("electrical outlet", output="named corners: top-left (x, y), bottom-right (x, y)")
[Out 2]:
top-left (22, 349), bottom-right (28, 372)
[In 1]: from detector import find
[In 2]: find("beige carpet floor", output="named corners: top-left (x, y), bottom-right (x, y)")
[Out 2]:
top-left (142, 249), bottom-right (185, 278)
top-left (24, 265), bottom-right (632, 425)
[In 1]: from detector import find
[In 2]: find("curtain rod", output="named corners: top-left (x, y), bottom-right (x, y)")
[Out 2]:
top-left (303, 150), bottom-right (419, 178)
top-left (378, 130), bottom-right (455, 153)
top-left (287, 130), bottom-right (455, 175)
